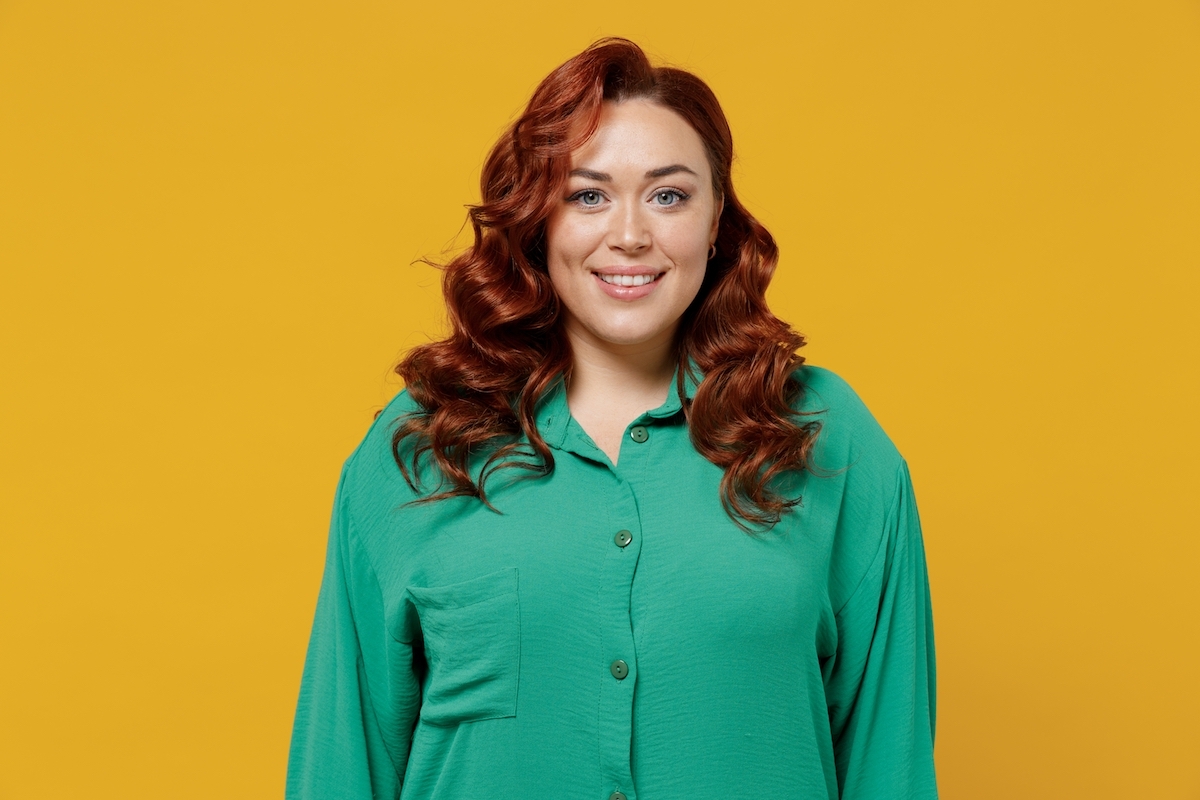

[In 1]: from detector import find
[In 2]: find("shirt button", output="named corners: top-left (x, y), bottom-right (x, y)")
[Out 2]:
top-left (610, 659), bottom-right (629, 680)
top-left (610, 793), bottom-right (628, 800)
top-left (629, 425), bottom-right (649, 443)
top-left (614, 529), bottom-right (632, 548)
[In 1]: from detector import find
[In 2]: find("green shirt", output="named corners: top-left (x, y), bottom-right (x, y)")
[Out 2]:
top-left (286, 365), bottom-right (937, 799)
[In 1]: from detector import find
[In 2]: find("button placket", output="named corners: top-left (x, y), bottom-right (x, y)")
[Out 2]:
top-left (598, 477), bottom-right (641, 800)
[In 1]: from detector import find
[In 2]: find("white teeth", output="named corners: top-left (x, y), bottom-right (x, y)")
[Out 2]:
top-left (598, 273), bottom-right (658, 287)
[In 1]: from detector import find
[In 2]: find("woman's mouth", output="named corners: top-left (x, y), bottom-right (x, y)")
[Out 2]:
top-left (596, 272), bottom-right (662, 287)
top-left (592, 270), bottom-right (665, 300)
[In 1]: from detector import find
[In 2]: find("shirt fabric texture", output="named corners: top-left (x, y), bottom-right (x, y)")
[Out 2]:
top-left (286, 365), bottom-right (938, 799)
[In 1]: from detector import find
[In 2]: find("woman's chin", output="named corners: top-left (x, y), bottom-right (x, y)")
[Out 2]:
top-left (567, 318), bottom-right (680, 353)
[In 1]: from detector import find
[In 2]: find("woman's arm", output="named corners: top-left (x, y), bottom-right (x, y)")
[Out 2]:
top-left (286, 462), bottom-right (420, 799)
top-left (823, 459), bottom-right (938, 798)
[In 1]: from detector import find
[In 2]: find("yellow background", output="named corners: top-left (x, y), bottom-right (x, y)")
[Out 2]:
top-left (1, 1), bottom-right (1197, 797)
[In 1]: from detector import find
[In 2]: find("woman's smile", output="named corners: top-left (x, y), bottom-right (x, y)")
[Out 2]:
top-left (595, 271), bottom-right (662, 288)
top-left (592, 266), bottom-right (667, 300)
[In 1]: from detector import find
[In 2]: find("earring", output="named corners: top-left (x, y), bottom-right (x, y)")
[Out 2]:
top-left (708, 244), bottom-right (716, 260)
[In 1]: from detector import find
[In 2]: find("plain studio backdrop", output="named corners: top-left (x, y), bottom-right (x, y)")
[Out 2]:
top-left (1, 2), bottom-right (1197, 797)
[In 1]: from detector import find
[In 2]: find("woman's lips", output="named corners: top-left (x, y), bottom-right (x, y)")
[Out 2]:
top-left (592, 271), bottom-right (665, 301)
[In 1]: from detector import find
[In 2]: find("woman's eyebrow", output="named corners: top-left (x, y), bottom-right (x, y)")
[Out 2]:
top-left (568, 164), bottom-right (699, 181)
top-left (645, 164), bottom-right (698, 179)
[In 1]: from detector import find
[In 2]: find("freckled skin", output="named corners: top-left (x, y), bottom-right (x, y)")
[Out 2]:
top-left (545, 99), bottom-right (723, 355)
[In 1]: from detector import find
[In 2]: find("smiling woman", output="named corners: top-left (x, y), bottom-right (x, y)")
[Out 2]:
top-left (287, 37), bottom-right (938, 800)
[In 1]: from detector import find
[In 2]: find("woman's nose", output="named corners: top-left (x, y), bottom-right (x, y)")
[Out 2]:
top-left (606, 201), bottom-right (651, 253)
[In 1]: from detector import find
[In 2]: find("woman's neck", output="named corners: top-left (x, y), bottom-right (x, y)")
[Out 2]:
top-left (561, 325), bottom-right (678, 465)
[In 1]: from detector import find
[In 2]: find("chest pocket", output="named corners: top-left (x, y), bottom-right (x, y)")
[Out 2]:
top-left (407, 567), bottom-right (521, 726)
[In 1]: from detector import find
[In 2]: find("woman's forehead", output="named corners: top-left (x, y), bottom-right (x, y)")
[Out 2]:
top-left (567, 99), bottom-right (710, 181)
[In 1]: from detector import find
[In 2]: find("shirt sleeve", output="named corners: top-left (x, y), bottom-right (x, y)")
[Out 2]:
top-left (286, 462), bottom-right (421, 799)
top-left (823, 459), bottom-right (938, 799)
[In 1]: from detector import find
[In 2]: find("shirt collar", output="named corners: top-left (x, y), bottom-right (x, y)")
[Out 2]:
top-left (530, 359), bottom-right (702, 450)
top-left (644, 357), bottom-right (701, 420)
top-left (532, 375), bottom-right (571, 450)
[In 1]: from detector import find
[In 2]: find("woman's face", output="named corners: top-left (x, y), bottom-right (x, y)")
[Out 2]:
top-left (545, 98), bottom-right (723, 356)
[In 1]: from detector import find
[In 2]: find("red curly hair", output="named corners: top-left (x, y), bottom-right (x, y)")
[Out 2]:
top-left (393, 37), bottom-right (820, 528)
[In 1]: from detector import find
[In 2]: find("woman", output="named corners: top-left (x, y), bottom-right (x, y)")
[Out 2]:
top-left (287, 38), bottom-right (937, 800)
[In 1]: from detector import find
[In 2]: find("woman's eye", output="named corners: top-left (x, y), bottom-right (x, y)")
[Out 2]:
top-left (573, 190), bottom-right (603, 206)
top-left (653, 189), bottom-right (688, 206)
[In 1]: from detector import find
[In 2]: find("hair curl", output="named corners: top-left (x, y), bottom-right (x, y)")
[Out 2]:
top-left (393, 37), bottom-right (820, 529)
